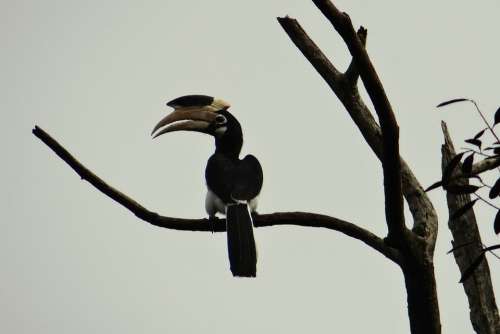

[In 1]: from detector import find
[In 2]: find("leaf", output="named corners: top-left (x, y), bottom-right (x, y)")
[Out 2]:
top-left (465, 138), bottom-right (482, 149)
top-left (436, 98), bottom-right (469, 108)
top-left (494, 107), bottom-right (500, 126)
top-left (495, 210), bottom-right (500, 235)
top-left (424, 180), bottom-right (443, 192)
top-left (461, 154), bottom-right (474, 174)
top-left (484, 244), bottom-right (500, 252)
top-left (450, 199), bottom-right (478, 220)
top-left (473, 129), bottom-right (486, 140)
top-left (443, 152), bottom-right (465, 184)
top-left (447, 240), bottom-right (476, 254)
top-left (489, 178), bottom-right (500, 198)
top-left (445, 184), bottom-right (480, 194)
top-left (459, 252), bottom-right (486, 283)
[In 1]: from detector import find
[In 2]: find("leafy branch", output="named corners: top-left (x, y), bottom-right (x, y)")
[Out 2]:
top-left (430, 99), bottom-right (500, 235)
top-left (434, 100), bottom-right (500, 284)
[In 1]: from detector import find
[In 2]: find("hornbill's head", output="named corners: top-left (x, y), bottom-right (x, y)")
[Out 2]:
top-left (151, 95), bottom-right (239, 138)
top-left (151, 95), bottom-right (243, 154)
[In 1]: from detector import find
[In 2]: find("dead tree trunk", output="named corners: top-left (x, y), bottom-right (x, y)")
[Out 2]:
top-left (441, 122), bottom-right (500, 334)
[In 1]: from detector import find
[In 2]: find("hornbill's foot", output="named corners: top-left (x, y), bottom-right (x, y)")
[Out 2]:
top-left (208, 215), bottom-right (217, 233)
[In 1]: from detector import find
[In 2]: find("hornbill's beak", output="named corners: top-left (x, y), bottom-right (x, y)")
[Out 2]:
top-left (151, 107), bottom-right (218, 138)
top-left (151, 96), bottom-right (231, 139)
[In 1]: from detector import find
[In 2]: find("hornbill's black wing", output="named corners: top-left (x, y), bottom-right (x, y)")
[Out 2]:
top-left (231, 154), bottom-right (263, 202)
top-left (205, 154), bottom-right (263, 204)
top-left (206, 153), bottom-right (235, 204)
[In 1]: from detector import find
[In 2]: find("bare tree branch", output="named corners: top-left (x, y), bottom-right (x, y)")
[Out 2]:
top-left (441, 122), bottom-right (500, 334)
top-left (464, 156), bottom-right (500, 178)
top-left (276, 17), bottom-right (344, 95)
top-left (431, 155), bottom-right (500, 189)
top-left (277, 16), bottom-right (437, 248)
top-left (32, 125), bottom-right (401, 264)
top-left (311, 0), bottom-right (405, 243)
top-left (277, 17), bottom-right (381, 153)
top-left (344, 27), bottom-right (367, 84)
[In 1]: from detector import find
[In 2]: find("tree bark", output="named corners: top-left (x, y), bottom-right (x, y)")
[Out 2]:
top-left (441, 122), bottom-right (500, 334)
top-left (401, 258), bottom-right (441, 334)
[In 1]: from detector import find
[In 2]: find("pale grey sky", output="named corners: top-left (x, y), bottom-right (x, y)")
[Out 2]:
top-left (3, 0), bottom-right (500, 333)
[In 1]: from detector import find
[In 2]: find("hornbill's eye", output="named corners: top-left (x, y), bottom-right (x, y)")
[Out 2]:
top-left (215, 115), bottom-right (227, 125)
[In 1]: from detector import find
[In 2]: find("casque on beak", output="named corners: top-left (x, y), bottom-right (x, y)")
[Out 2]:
top-left (151, 96), bottom-right (231, 139)
top-left (151, 107), bottom-right (219, 139)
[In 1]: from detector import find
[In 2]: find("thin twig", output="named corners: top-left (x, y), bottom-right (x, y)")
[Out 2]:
top-left (459, 148), bottom-right (492, 159)
top-left (471, 100), bottom-right (500, 143)
top-left (473, 193), bottom-right (500, 210)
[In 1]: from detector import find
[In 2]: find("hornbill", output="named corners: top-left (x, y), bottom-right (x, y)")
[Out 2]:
top-left (151, 95), bottom-right (263, 277)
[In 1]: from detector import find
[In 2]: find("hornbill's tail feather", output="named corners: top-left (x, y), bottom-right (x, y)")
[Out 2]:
top-left (226, 203), bottom-right (257, 277)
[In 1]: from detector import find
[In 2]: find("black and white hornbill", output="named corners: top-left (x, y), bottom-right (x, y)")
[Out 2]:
top-left (151, 95), bottom-right (263, 277)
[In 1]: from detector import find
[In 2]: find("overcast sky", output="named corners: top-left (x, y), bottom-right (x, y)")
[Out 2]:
top-left (3, 0), bottom-right (500, 333)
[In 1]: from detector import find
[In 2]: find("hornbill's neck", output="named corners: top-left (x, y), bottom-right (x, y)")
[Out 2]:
top-left (214, 114), bottom-right (243, 159)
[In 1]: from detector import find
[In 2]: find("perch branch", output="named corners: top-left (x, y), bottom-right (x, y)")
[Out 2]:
top-left (32, 125), bottom-right (401, 264)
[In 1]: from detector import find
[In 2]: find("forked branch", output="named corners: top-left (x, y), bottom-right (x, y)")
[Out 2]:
top-left (311, 0), bottom-right (405, 242)
top-left (278, 5), bottom-right (441, 331)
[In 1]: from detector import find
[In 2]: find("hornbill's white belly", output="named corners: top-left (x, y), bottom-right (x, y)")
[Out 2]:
top-left (205, 188), bottom-right (258, 218)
